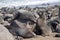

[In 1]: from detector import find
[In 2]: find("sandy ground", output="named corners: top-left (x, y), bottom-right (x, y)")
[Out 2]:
top-left (22, 33), bottom-right (60, 40)
top-left (22, 36), bottom-right (60, 40)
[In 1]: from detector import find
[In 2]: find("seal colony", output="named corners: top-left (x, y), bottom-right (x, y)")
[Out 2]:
top-left (0, 5), bottom-right (60, 40)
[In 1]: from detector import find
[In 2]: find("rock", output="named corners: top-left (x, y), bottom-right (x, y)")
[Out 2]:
top-left (0, 24), bottom-right (14, 40)
top-left (16, 9), bottom-right (37, 22)
top-left (3, 21), bottom-right (10, 28)
top-left (0, 16), bottom-right (4, 24)
top-left (3, 14), bottom-right (14, 21)
top-left (9, 20), bottom-right (36, 38)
